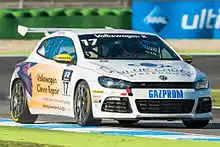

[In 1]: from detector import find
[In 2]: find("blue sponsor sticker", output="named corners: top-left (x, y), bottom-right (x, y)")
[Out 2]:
top-left (148, 89), bottom-right (184, 98)
top-left (128, 63), bottom-right (158, 67)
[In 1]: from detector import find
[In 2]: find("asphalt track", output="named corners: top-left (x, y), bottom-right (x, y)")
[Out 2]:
top-left (0, 56), bottom-right (220, 136)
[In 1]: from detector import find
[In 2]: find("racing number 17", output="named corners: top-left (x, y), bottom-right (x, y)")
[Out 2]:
top-left (62, 70), bottom-right (73, 96)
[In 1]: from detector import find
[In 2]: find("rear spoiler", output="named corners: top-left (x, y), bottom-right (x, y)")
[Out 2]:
top-left (17, 25), bottom-right (115, 36)
top-left (17, 25), bottom-right (73, 36)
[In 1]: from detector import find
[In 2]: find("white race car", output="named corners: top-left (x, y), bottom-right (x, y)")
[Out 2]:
top-left (9, 25), bottom-right (212, 128)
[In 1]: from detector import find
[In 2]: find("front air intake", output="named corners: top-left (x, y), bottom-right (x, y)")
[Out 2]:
top-left (131, 82), bottom-right (194, 89)
top-left (136, 99), bottom-right (195, 114)
top-left (196, 97), bottom-right (212, 113)
top-left (102, 97), bottom-right (132, 113)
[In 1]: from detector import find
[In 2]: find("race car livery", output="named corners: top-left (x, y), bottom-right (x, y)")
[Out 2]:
top-left (8, 25), bottom-right (212, 128)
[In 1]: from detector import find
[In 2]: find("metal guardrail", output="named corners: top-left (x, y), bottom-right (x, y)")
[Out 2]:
top-left (0, 0), bottom-right (131, 8)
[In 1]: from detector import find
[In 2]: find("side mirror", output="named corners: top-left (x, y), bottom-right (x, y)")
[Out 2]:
top-left (181, 55), bottom-right (193, 64)
top-left (54, 54), bottom-right (73, 64)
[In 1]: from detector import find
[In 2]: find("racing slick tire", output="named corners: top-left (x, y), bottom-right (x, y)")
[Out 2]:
top-left (10, 79), bottom-right (38, 124)
top-left (74, 81), bottom-right (101, 126)
top-left (182, 119), bottom-right (210, 128)
top-left (117, 120), bottom-right (139, 125)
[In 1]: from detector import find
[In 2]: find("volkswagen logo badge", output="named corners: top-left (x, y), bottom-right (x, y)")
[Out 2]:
top-left (159, 75), bottom-right (168, 81)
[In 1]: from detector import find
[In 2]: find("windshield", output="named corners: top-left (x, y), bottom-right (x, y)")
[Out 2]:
top-left (79, 34), bottom-right (180, 60)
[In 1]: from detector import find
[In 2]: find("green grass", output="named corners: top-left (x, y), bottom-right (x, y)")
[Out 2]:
top-left (212, 90), bottom-right (220, 107)
top-left (0, 140), bottom-right (65, 147)
top-left (0, 50), bottom-right (31, 55)
top-left (178, 50), bottom-right (220, 54)
top-left (0, 126), bottom-right (220, 147)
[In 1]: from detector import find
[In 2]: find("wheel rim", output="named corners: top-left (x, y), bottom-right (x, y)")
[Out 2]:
top-left (75, 85), bottom-right (88, 123)
top-left (11, 82), bottom-right (25, 118)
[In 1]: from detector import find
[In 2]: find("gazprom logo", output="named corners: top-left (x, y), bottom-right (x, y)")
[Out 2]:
top-left (148, 90), bottom-right (184, 99)
top-left (143, 6), bottom-right (169, 33)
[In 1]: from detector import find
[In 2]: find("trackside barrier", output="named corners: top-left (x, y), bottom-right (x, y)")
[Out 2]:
top-left (132, 0), bottom-right (220, 39)
top-left (0, 8), bottom-right (131, 39)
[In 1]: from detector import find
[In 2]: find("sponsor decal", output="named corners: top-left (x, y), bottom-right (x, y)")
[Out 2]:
top-left (54, 54), bottom-right (72, 62)
top-left (99, 63), bottom-right (193, 77)
top-left (37, 73), bottom-right (57, 85)
top-left (36, 73), bottom-right (59, 96)
top-left (81, 39), bottom-right (98, 46)
top-left (128, 63), bottom-right (172, 68)
top-left (93, 99), bottom-right (101, 103)
top-left (148, 89), bottom-right (184, 98)
top-left (42, 104), bottom-right (65, 111)
top-left (37, 84), bottom-right (59, 96)
top-left (21, 63), bottom-right (31, 76)
top-left (92, 90), bottom-right (104, 94)
top-left (125, 63), bottom-right (193, 77)
top-left (143, 6), bottom-right (169, 33)
top-left (128, 63), bottom-right (158, 67)
top-left (54, 56), bottom-right (71, 60)
top-left (120, 93), bottom-right (127, 96)
top-left (28, 64), bottom-right (72, 110)
top-left (93, 94), bottom-right (102, 103)
top-left (61, 69), bottom-right (73, 96)
top-left (94, 34), bottom-right (140, 39)
top-left (17, 62), bottom-right (37, 97)
top-left (93, 95), bottom-right (102, 99)
top-left (43, 97), bottom-right (70, 105)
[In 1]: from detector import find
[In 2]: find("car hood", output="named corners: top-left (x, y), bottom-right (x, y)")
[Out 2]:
top-left (81, 60), bottom-right (206, 82)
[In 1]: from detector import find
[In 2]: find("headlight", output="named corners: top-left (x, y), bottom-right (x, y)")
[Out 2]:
top-left (98, 76), bottom-right (132, 89)
top-left (194, 77), bottom-right (209, 90)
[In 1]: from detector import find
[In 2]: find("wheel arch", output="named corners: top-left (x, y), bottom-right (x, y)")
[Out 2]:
top-left (74, 79), bottom-right (87, 96)
top-left (10, 77), bottom-right (26, 99)
top-left (73, 78), bottom-right (101, 126)
top-left (9, 77), bottom-right (38, 124)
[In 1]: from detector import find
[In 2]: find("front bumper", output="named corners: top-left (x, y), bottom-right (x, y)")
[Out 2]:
top-left (89, 82), bottom-right (213, 120)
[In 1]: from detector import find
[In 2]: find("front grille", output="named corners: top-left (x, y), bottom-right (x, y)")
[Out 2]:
top-left (102, 97), bottom-right (132, 113)
top-left (136, 99), bottom-right (195, 114)
top-left (196, 97), bottom-right (212, 113)
top-left (131, 82), bottom-right (194, 89)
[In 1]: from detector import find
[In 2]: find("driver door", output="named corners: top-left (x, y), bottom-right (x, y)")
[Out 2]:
top-left (28, 36), bottom-right (77, 116)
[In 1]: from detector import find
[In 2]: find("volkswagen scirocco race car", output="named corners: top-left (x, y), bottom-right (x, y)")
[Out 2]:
top-left (9, 25), bottom-right (212, 128)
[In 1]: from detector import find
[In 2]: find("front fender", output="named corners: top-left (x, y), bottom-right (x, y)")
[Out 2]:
top-left (9, 62), bottom-right (36, 99)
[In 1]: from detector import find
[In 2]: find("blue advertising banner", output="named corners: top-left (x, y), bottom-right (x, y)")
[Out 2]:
top-left (132, 1), bottom-right (220, 39)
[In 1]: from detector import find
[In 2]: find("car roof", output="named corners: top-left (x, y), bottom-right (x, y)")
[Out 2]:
top-left (17, 25), bottom-right (157, 37)
top-left (52, 28), bottom-right (156, 36)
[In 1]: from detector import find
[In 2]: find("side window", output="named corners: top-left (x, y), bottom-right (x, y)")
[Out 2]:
top-left (161, 48), bottom-right (173, 59)
top-left (52, 37), bottom-right (76, 59)
top-left (37, 37), bottom-right (76, 60)
top-left (37, 38), bottom-right (56, 58)
top-left (37, 42), bottom-right (46, 56)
